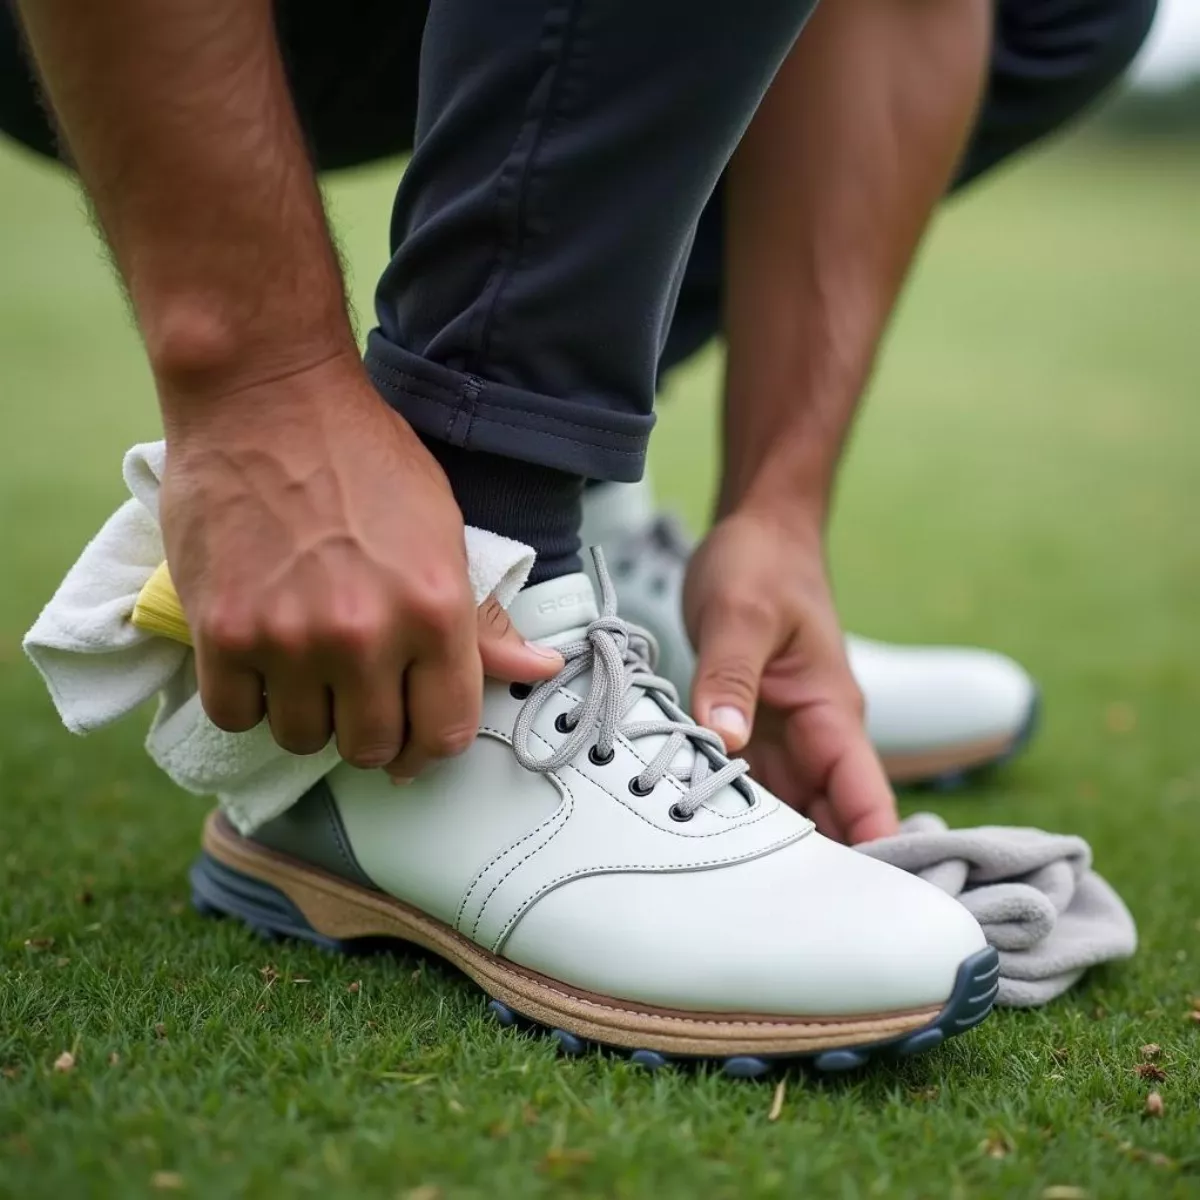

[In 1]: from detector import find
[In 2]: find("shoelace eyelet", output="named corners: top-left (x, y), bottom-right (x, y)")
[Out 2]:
top-left (628, 776), bottom-right (654, 797)
top-left (509, 683), bottom-right (532, 700)
top-left (508, 548), bottom-right (750, 814)
top-left (668, 803), bottom-right (694, 823)
top-left (554, 712), bottom-right (577, 734)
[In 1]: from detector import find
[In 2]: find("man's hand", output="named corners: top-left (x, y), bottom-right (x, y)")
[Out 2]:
top-left (160, 353), bottom-right (561, 779)
top-left (684, 510), bottom-right (898, 844)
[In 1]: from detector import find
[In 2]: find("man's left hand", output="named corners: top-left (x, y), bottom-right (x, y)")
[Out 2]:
top-left (683, 510), bottom-right (899, 844)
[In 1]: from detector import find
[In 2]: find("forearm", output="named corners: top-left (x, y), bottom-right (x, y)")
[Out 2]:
top-left (718, 0), bottom-right (989, 530)
top-left (14, 0), bottom-right (354, 413)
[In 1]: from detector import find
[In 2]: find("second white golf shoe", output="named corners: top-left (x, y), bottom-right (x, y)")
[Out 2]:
top-left (581, 480), bottom-right (1039, 788)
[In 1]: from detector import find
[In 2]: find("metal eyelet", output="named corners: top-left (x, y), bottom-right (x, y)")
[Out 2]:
top-left (668, 803), bottom-right (694, 823)
top-left (509, 683), bottom-right (532, 700)
top-left (588, 744), bottom-right (615, 766)
top-left (628, 776), bottom-right (654, 797)
top-left (554, 712), bottom-right (576, 734)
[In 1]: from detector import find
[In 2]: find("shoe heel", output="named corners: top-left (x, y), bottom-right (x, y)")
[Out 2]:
top-left (189, 851), bottom-right (357, 953)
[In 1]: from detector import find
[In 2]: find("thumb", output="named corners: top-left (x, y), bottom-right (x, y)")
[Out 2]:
top-left (476, 595), bottom-right (564, 682)
top-left (690, 602), bottom-right (777, 752)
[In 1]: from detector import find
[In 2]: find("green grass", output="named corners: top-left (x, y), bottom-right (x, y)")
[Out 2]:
top-left (2, 131), bottom-right (1199, 1198)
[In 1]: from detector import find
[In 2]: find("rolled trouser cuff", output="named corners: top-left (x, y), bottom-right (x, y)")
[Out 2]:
top-left (365, 331), bottom-right (653, 483)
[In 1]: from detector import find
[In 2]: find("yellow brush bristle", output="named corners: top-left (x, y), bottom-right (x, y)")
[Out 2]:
top-left (130, 562), bottom-right (193, 646)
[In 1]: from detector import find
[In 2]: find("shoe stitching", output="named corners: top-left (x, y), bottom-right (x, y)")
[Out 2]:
top-left (561, 750), bottom-right (772, 841)
top-left (474, 769), bottom-right (788, 946)
top-left (456, 727), bottom-right (573, 931)
top-left (467, 700), bottom-right (789, 947)
top-left (221, 816), bottom-right (932, 1032)
top-left (485, 957), bottom-right (935, 1027)
top-left (488, 827), bottom-right (808, 954)
top-left (469, 777), bottom-right (574, 942)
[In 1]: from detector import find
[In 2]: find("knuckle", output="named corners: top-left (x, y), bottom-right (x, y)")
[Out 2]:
top-left (428, 723), bottom-right (476, 758)
top-left (197, 603), bottom-right (259, 657)
top-left (324, 608), bottom-right (388, 657)
top-left (260, 609), bottom-right (311, 656)
top-left (698, 662), bottom-right (759, 704)
top-left (409, 574), bottom-right (473, 638)
top-left (477, 597), bottom-right (513, 637)
top-left (708, 592), bottom-right (775, 629)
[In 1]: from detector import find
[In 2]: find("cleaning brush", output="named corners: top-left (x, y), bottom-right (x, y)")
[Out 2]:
top-left (130, 562), bottom-right (192, 646)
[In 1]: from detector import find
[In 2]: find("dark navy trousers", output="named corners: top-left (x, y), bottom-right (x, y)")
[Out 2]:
top-left (0, 0), bottom-right (1156, 481)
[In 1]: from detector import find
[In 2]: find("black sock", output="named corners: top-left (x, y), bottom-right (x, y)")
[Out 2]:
top-left (422, 440), bottom-right (583, 585)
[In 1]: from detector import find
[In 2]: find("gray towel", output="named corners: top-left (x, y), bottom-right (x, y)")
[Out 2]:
top-left (859, 813), bottom-right (1137, 1007)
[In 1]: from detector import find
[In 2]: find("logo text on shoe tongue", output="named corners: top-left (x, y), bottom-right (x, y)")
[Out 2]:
top-left (508, 572), bottom-right (601, 641)
top-left (537, 591), bottom-right (592, 616)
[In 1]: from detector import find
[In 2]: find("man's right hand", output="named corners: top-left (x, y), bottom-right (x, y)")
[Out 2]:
top-left (159, 353), bottom-right (562, 780)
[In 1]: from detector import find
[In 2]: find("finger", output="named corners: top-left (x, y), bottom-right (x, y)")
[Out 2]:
top-left (823, 734), bottom-right (899, 845)
top-left (807, 796), bottom-right (844, 842)
top-left (194, 652), bottom-right (265, 733)
top-left (264, 673), bottom-right (334, 756)
top-left (389, 636), bottom-right (482, 780)
top-left (690, 600), bottom-right (779, 752)
top-left (476, 596), bottom-right (564, 682)
top-left (383, 682), bottom-right (424, 783)
top-left (744, 737), bottom-right (795, 810)
top-left (331, 662), bottom-right (404, 770)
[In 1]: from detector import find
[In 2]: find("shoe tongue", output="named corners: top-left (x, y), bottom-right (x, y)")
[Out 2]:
top-left (508, 567), bottom-right (750, 818)
top-left (507, 573), bottom-right (599, 644)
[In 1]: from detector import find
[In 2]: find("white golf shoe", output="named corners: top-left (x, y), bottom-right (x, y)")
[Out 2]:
top-left (192, 554), bottom-right (997, 1075)
top-left (581, 480), bottom-right (1039, 788)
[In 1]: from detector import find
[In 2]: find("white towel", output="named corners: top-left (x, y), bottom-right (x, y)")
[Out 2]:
top-left (23, 440), bottom-right (534, 833)
top-left (860, 812), bottom-right (1137, 1006)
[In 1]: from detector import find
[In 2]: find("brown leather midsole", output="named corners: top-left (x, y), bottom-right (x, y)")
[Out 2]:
top-left (879, 731), bottom-right (1016, 785)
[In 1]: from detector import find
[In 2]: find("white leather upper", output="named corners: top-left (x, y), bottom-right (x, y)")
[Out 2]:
top-left (503, 832), bottom-right (985, 1015)
top-left (328, 571), bottom-right (986, 1018)
top-left (846, 636), bottom-right (1036, 753)
top-left (334, 659), bottom-right (807, 954)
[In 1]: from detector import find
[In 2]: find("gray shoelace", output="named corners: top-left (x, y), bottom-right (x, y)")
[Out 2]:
top-left (511, 549), bottom-right (750, 820)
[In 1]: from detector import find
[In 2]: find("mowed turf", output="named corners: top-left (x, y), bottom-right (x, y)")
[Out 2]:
top-left (1, 130), bottom-right (1198, 1199)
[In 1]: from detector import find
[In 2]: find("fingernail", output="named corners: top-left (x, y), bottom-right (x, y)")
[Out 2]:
top-left (710, 706), bottom-right (749, 743)
top-left (389, 775), bottom-right (414, 787)
top-left (524, 640), bottom-right (563, 661)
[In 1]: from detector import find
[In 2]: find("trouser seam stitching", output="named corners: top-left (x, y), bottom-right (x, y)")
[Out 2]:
top-left (367, 357), bottom-right (647, 449)
top-left (465, 0), bottom-right (586, 373)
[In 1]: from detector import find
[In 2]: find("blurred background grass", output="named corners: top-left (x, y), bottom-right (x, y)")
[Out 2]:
top-left (1, 109), bottom-right (1198, 1196)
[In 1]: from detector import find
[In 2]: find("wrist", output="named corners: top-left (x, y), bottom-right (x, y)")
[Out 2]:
top-left (150, 299), bottom-right (360, 436)
top-left (132, 195), bottom-right (357, 398)
top-left (157, 342), bottom-right (378, 446)
top-left (716, 452), bottom-right (831, 544)
top-left (711, 495), bottom-right (829, 585)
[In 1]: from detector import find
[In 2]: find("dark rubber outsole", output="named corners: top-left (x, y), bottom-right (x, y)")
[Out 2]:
top-left (190, 852), bottom-right (1000, 1079)
top-left (916, 689), bottom-right (1042, 793)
